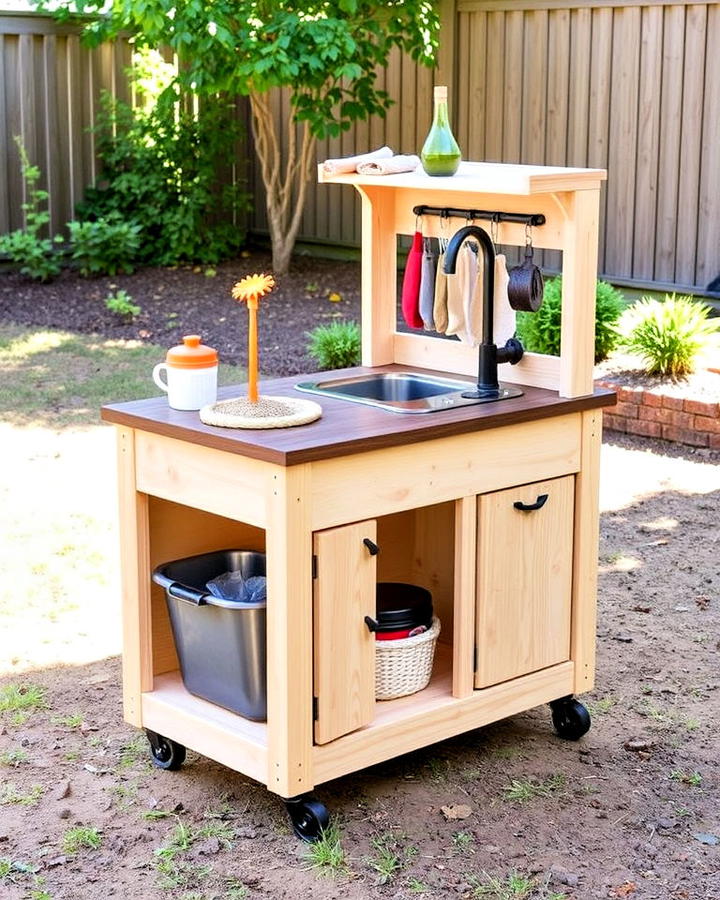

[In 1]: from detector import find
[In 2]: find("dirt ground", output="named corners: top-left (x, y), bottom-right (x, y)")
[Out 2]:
top-left (1, 261), bottom-right (719, 900)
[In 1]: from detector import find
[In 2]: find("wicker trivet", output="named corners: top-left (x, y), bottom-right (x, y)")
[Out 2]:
top-left (200, 395), bottom-right (322, 429)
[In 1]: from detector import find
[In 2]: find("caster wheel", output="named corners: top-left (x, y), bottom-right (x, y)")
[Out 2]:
top-left (285, 795), bottom-right (330, 842)
top-left (550, 697), bottom-right (591, 741)
top-left (146, 729), bottom-right (186, 770)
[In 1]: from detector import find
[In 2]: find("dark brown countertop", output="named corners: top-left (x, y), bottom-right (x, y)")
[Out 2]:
top-left (101, 365), bottom-right (616, 466)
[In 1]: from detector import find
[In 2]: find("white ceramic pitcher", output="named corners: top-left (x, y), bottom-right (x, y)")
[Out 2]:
top-left (153, 335), bottom-right (218, 411)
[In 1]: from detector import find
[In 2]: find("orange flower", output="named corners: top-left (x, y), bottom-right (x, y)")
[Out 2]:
top-left (232, 273), bottom-right (275, 307)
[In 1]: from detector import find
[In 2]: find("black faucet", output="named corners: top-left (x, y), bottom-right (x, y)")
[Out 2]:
top-left (443, 225), bottom-right (524, 398)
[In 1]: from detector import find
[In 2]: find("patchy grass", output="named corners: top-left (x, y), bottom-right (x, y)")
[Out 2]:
top-left (0, 682), bottom-right (47, 714)
top-left (0, 748), bottom-right (29, 767)
top-left (0, 324), bottom-right (243, 428)
top-left (670, 770), bottom-right (702, 787)
top-left (503, 775), bottom-right (566, 804)
top-left (302, 822), bottom-right (347, 875)
top-left (62, 826), bottom-right (103, 854)
top-left (0, 783), bottom-right (44, 806)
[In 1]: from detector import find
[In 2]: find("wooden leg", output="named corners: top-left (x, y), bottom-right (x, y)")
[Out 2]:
top-left (571, 409), bottom-right (602, 693)
top-left (265, 464), bottom-right (314, 797)
top-left (453, 496), bottom-right (476, 698)
top-left (116, 427), bottom-right (153, 726)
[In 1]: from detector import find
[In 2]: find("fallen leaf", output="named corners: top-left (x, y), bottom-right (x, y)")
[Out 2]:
top-left (440, 804), bottom-right (472, 820)
top-left (327, 291), bottom-right (342, 303)
top-left (610, 883), bottom-right (637, 897)
top-left (695, 596), bottom-right (710, 610)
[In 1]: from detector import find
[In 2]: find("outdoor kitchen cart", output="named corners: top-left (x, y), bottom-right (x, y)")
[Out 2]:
top-left (102, 161), bottom-right (613, 839)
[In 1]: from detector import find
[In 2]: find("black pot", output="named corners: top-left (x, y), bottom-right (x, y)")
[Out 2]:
top-left (374, 582), bottom-right (433, 634)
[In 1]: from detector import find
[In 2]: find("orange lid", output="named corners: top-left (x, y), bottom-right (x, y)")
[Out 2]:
top-left (166, 335), bottom-right (218, 369)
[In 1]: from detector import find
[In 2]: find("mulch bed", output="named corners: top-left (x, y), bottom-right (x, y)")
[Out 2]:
top-left (0, 252), bottom-right (362, 378)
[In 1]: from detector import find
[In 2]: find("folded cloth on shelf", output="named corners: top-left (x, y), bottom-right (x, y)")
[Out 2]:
top-left (322, 146), bottom-right (392, 176)
top-left (356, 154), bottom-right (421, 176)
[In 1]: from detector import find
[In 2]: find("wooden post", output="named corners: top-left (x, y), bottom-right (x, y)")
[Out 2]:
top-left (357, 185), bottom-right (397, 366)
top-left (560, 188), bottom-right (601, 398)
top-left (116, 427), bottom-right (153, 726)
top-left (571, 408), bottom-right (602, 693)
top-left (265, 464), bottom-right (314, 797)
top-left (453, 495), bottom-right (476, 699)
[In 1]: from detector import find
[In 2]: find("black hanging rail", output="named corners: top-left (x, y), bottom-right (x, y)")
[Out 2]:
top-left (412, 205), bottom-right (545, 227)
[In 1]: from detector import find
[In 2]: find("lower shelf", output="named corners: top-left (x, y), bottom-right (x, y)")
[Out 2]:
top-left (142, 672), bottom-right (269, 785)
top-left (140, 655), bottom-right (575, 793)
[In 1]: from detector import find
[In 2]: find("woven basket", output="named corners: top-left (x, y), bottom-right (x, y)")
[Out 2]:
top-left (375, 616), bottom-right (441, 701)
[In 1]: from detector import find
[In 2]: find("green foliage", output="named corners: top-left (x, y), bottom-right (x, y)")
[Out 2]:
top-left (49, 2), bottom-right (438, 140)
top-left (78, 87), bottom-right (249, 266)
top-left (68, 213), bottom-right (142, 276)
top-left (105, 290), bottom-right (142, 320)
top-left (0, 682), bottom-right (47, 713)
top-left (0, 137), bottom-right (61, 281)
top-left (620, 294), bottom-right (719, 378)
top-left (306, 320), bottom-right (361, 370)
top-left (515, 276), bottom-right (624, 363)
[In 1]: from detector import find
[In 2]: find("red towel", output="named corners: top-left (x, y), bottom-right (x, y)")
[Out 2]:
top-left (401, 231), bottom-right (424, 329)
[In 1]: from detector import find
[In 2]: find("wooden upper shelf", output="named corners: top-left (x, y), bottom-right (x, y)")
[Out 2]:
top-left (317, 161), bottom-right (607, 195)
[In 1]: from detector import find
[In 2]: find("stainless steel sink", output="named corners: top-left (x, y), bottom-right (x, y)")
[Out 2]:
top-left (295, 371), bottom-right (522, 414)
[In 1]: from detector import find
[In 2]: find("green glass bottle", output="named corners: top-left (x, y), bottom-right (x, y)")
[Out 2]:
top-left (421, 85), bottom-right (461, 177)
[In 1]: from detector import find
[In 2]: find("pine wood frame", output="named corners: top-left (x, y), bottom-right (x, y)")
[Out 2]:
top-left (113, 162), bottom-right (608, 799)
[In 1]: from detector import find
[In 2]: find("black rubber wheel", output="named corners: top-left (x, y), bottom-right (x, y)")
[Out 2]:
top-left (285, 796), bottom-right (330, 842)
top-left (550, 697), bottom-right (591, 741)
top-left (145, 729), bottom-right (186, 770)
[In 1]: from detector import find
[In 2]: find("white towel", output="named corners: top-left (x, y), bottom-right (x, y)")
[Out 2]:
top-left (445, 243), bottom-right (475, 344)
top-left (322, 146), bottom-right (393, 176)
top-left (493, 254), bottom-right (517, 347)
top-left (356, 155), bottom-right (421, 176)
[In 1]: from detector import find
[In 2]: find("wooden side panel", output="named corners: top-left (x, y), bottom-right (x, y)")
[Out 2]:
top-left (475, 475), bottom-right (574, 689)
top-left (313, 521), bottom-right (377, 745)
top-left (116, 427), bottom-right (153, 727)
top-left (453, 496), bottom-right (477, 698)
top-left (571, 409), bottom-right (602, 694)
top-left (265, 465), bottom-right (314, 796)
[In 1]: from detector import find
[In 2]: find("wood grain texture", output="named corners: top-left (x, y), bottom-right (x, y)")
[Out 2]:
top-left (116, 428), bottom-right (153, 727)
top-left (475, 475), bottom-right (574, 688)
top-left (453, 497), bottom-right (477, 698)
top-left (313, 521), bottom-right (377, 744)
top-left (312, 658), bottom-right (575, 785)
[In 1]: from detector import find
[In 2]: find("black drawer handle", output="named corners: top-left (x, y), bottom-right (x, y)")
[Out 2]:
top-left (363, 538), bottom-right (380, 556)
top-left (364, 615), bottom-right (379, 632)
top-left (513, 493), bottom-right (549, 512)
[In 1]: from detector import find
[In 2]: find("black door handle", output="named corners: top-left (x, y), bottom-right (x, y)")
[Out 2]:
top-left (364, 615), bottom-right (379, 632)
top-left (363, 538), bottom-right (379, 555)
top-left (513, 493), bottom-right (549, 512)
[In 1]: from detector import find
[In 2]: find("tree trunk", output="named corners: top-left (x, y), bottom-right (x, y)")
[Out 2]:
top-left (249, 90), bottom-right (317, 276)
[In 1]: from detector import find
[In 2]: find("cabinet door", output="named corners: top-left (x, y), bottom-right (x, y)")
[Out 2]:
top-left (475, 476), bottom-right (574, 689)
top-left (313, 520), bottom-right (377, 744)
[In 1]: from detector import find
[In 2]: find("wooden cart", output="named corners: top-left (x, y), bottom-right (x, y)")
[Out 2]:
top-left (102, 161), bottom-right (613, 838)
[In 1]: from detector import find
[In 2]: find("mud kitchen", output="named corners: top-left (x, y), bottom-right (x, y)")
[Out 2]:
top-left (102, 160), bottom-right (614, 840)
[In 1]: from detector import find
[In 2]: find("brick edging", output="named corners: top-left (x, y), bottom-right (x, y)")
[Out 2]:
top-left (594, 379), bottom-right (720, 449)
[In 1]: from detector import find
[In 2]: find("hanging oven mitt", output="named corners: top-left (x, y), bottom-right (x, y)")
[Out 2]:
top-left (445, 242), bottom-right (475, 343)
top-left (433, 250), bottom-right (448, 333)
top-left (493, 253), bottom-right (517, 347)
top-left (419, 237), bottom-right (438, 330)
top-left (401, 231), bottom-right (424, 329)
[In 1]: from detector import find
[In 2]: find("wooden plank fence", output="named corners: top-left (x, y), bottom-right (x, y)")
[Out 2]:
top-left (2, 3), bottom-right (719, 294)
top-left (0, 12), bottom-right (132, 236)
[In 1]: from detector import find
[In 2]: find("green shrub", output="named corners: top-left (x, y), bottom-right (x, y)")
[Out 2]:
top-left (104, 290), bottom-right (141, 320)
top-left (0, 137), bottom-right (61, 281)
top-left (68, 213), bottom-right (142, 276)
top-left (515, 276), bottom-right (624, 363)
top-left (78, 86), bottom-right (250, 266)
top-left (620, 294), bottom-right (719, 378)
top-left (306, 321), bottom-right (361, 370)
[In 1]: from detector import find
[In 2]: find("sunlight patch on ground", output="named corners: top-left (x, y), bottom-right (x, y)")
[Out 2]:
top-left (599, 442), bottom-right (720, 512)
top-left (0, 423), bottom-right (122, 675)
